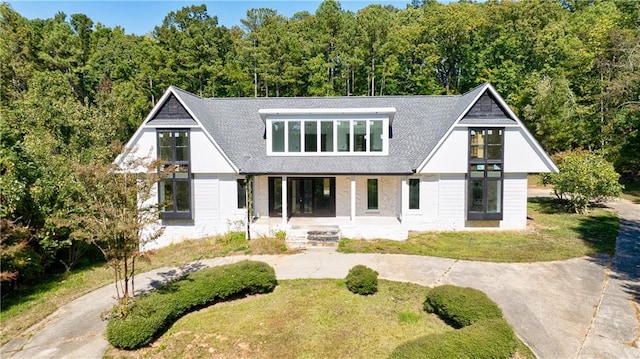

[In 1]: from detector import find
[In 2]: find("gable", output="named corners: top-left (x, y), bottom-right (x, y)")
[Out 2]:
top-left (459, 92), bottom-right (515, 125)
top-left (417, 85), bottom-right (557, 174)
top-left (147, 94), bottom-right (197, 126)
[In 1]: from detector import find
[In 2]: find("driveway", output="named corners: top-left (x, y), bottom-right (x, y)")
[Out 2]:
top-left (2, 196), bottom-right (638, 358)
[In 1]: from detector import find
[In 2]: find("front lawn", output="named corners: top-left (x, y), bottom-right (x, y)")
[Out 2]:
top-left (338, 198), bottom-right (618, 262)
top-left (104, 279), bottom-right (534, 358)
top-left (0, 234), bottom-right (291, 345)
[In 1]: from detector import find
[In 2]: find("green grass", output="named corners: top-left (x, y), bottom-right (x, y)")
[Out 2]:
top-left (621, 180), bottom-right (640, 204)
top-left (0, 234), bottom-right (293, 345)
top-left (339, 198), bottom-right (618, 262)
top-left (105, 280), bottom-right (534, 359)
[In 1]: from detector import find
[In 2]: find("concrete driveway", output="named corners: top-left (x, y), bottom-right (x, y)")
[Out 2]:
top-left (2, 198), bottom-right (638, 358)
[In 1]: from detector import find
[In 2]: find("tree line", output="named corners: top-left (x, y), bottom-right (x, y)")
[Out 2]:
top-left (1, 0), bottom-right (639, 289)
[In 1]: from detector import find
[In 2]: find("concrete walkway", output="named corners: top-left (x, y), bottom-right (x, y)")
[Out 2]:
top-left (2, 197), bottom-right (639, 358)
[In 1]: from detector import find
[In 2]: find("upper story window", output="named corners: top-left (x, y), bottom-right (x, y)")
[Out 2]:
top-left (158, 130), bottom-right (192, 220)
top-left (468, 128), bottom-right (503, 220)
top-left (267, 117), bottom-right (389, 155)
top-left (261, 108), bottom-right (395, 156)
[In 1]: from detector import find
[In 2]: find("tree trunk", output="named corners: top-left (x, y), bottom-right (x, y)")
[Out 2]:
top-left (254, 71), bottom-right (258, 98)
top-left (371, 57), bottom-right (375, 97)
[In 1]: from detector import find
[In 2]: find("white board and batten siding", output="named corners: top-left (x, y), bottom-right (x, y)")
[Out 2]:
top-left (501, 173), bottom-right (528, 229)
top-left (503, 127), bottom-right (554, 173)
top-left (411, 126), bottom-right (534, 231)
top-left (420, 128), bottom-right (468, 174)
top-left (436, 174), bottom-right (467, 229)
top-left (144, 127), bottom-right (245, 249)
top-left (400, 175), bottom-right (439, 226)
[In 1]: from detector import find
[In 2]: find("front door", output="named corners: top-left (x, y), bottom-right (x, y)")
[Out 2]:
top-left (268, 177), bottom-right (335, 217)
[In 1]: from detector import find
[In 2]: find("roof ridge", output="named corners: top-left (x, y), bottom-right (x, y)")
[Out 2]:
top-left (169, 86), bottom-right (203, 99)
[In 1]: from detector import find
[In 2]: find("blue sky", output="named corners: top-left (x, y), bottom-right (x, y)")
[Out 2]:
top-left (7, 1), bottom-right (415, 35)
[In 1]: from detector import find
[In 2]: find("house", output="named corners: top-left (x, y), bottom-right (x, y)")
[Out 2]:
top-left (117, 83), bottom-right (558, 249)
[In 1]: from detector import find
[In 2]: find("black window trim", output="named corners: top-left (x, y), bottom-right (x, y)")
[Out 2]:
top-left (237, 178), bottom-right (247, 209)
top-left (467, 127), bottom-right (504, 221)
top-left (367, 178), bottom-right (379, 211)
top-left (157, 129), bottom-right (192, 220)
top-left (408, 178), bottom-right (420, 210)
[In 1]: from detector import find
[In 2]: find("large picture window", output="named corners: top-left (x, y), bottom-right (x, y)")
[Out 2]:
top-left (158, 130), bottom-right (191, 220)
top-left (468, 128), bottom-right (503, 220)
top-left (267, 118), bottom-right (388, 155)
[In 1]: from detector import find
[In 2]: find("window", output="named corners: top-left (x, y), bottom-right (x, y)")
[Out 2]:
top-left (288, 121), bottom-right (301, 152)
top-left (158, 130), bottom-right (191, 219)
top-left (337, 120), bottom-right (350, 152)
top-left (367, 179), bottom-right (378, 210)
top-left (409, 178), bottom-right (420, 209)
top-left (267, 118), bottom-right (388, 155)
top-left (354, 121), bottom-right (367, 152)
top-left (272, 121), bottom-right (285, 152)
top-left (320, 121), bottom-right (333, 152)
top-left (468, 128), bottom-right (503, 220)
top-left (237, 179), bottom-right (247, 209)
top-left (370, 120), bottom-right (383, 152)
top-left (305, 121), bottom-right (317, 152)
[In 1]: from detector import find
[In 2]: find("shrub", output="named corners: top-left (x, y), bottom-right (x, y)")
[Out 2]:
top-left (541, 150), bottom-right (623, 214)
top-left (390, 285), bottom-right (517, 358)
top-left (423, 285), bottom-right (503, 328)
top-left (107, 260), bottom-right (277, 349)
top-left (389, 318), bottom-right (517, 359)
top-left (345, 265), bottom-right (378, 295)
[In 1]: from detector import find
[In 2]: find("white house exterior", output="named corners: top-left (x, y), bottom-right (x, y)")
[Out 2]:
top-left (117, 83), bottom-right (558, 249)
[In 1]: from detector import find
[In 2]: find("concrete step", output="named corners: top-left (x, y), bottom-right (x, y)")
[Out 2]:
top-left (286, 226), bottom-right (340, 248)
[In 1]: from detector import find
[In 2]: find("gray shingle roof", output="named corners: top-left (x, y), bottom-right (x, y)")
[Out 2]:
top-left (169, 85), bottom-right (489, 175)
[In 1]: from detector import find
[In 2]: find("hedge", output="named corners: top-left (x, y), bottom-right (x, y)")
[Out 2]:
top-left (423, 285), bottom-right (503, 328)
top-left (389, 318), bottom-right (517, 359)
top-left (389, 285), bottom-right (518, 359)
top-left (107, 260), bottom-right (277, 349)
top-left (345, 265), bottom-right (378, 295)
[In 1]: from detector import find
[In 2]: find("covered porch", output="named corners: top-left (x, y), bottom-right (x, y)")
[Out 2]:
top-left (249, 174), bottom-right (409, 245)
top-left (251, 215), bottom-right (407, 247)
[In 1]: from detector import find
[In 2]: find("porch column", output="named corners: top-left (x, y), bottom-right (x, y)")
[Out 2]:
top-left (252, 177), bottom-right (258, 218)
top-left (350, 176), bottom-right (356, 223)
top-left (281, 176), bottom-right (288, 225)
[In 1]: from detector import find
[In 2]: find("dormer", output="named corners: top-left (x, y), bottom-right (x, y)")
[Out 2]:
top-left (260, 108), bottom-right (396, 156)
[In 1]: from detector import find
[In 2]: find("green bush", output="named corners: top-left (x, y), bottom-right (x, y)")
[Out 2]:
top-left (389, 285), bottom-right (517, 358)
top-left (541, 150), bottom-right (623, 214)
top-left (423, 285), bottom-right (503, 328)
top-left (345, 265), bottom-right (378, 295)
top-left (389, 318), bottom-right (517, 359)
top-left (107, 260), bottom-right (277, 349)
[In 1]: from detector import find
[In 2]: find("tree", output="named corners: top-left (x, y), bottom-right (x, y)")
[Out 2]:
top-left (69, 150), bottom-right (166, 304)
top-left (541, 150), bottom-right (623, 214)
top-left (522, 75), bottom-right (585, 153)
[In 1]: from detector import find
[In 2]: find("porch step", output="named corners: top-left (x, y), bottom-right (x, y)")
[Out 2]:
top-left (306, 226), bottom-right (340, 247)
top-left (285, 228), bottom-right (308, 249)
top-left (285, 226), bottom-right (340, 248)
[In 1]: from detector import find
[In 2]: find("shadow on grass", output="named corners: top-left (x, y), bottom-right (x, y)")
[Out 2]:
top-left (140, 261), bottom-right (207, 295)
top-left (530, 197), bottom-right (618, 257)
top-left (0, 259), bottom-right (106, 314)
top-left (576, 214), bottom-right (619, 256)
top-left (527, 197), bottom-right (567, 214)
